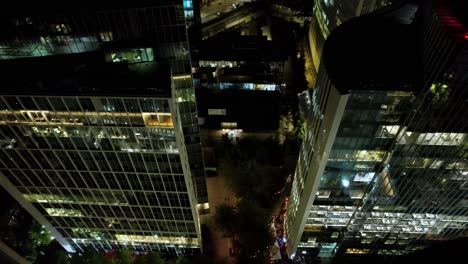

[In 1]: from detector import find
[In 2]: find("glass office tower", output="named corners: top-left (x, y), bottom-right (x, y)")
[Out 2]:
top-left (287, 0), bottom-right (468, 259)
top-left (0, 1), bottom-right (207, 254)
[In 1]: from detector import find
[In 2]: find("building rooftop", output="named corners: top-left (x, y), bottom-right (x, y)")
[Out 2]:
top-left (0, 0), bottom-right (179, 17)
top-left (434, 0), bottom-right (468, 41)
top-left (450, 0), bottom-right (468, 27)
top-left (195, 33), bottom-right (288, 62)
top-left (0, 52), bottom-right (172, 97)
top-left (322, 2), bottom-right (422, 94)
top-left (196, 89), bottom-right (280, 131)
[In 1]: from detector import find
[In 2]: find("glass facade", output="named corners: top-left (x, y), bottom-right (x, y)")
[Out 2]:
top-left (0, 5), bottom-right (189, 60)
top-left (289, 79), bottom-right (468, 258)
top-left (0, 1), bottom-right (206, 254)
top-left (315, 90), bottom-right (413, 207)
top-left (0, 96), bottom-right (200, 252)
top-left (288, 1), bottom-right (468, 258)
top-left (183, 0), bottom-right (195, 25)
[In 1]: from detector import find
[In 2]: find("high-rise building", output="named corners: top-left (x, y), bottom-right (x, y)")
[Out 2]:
top-left (308, 0), bottom-right (390, 80)
top-left (286, 0), bottom-right (468, 260)
top-left (193, 32), bottom-right (288, 91)
top-left (0, 1), bottom-right (207, 255)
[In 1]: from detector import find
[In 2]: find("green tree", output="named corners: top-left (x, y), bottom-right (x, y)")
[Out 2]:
top-left (134, 256), bottom-right (145, 264)
top-left (22, 239), bottom-right (37, 263)
top-left (219, 137), bottom-right (287, 264)
top-left (221, 158), bottom-right (250, 197)
top-left (144, 252), bottom-right (166, 264)
top-left (213, 203), bottom-right (238, 237)
top-left (233, 198), bottom-right (274, 264)
top-left (30, 223), bottom-right (52, 248)
top-left (102, 256), bottom-right (116, 264)
top-left (70, 247), bottom-right (105, 264)
top-left (34, 241), bottom-right (70, 264)
top-left (237, 199), bottom-right (273, 246)
top-left (430, 82), bottom-right (451, 108)
top-left (222, 138), bottom-right (285, 198)
top-left (187, 255), bottom-right (219, 264)
top-left (176, 256), bottom-right (188, 264)
top-left (35, 249), bottom-right (70, 264)
top-left (114, 248), bottom-right (133, 264)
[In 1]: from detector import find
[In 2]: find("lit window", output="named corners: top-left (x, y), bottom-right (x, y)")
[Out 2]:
top-left (345, 248), bottom-right (369, 254)
top-left (99, 31), bottom-right (113, 42)
top-left (72, 228), bottom-right (91, 234)
top-left (184, 10), bottom-right (194, 19)
top-left (361, 238), bottom-right (372, 244)
top-left (208, 109), bottom-right (226, 116)
top-left (183, 0), bottom-right (192, 9)
top-left (380, 125), bottom-right (400, 137)
top-left (51, 24), bottom-right (71, 34)
top-left (341, 179), bottom-right (350, 187)
top-left (107, 48), bottom-right (154, 63)
top-left (45, 208), bottom-right (84, 217)
top-left (115, 234), bottom-right (198, 245)
top-left (399, 132), bottom-right (467, 146)
top-left (353, 172), bottom-right (375, 182)
top-left (221, 122), bottom-right (237, 129)
top-left (23, 194), bottom-right (72, 204)
top-left (142, 113), bottom-right (173, 127)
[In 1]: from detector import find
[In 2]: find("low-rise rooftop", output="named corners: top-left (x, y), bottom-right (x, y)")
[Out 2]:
top-left (322, 2), bottom-right (422, 94)
top-left (0, 51), bottom-right (172, 97)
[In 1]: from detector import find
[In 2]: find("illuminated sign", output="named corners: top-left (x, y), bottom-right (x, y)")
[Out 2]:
top-left (208, 109), bottom-right (226, 115)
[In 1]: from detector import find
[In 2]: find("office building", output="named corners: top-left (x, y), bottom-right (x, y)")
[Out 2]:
top-left (0, 1), bottom-right (207, 255)
top-left (308, 0), bottom-right (389, 79)
top-left (193, 32), bottom-right (288, 92)
top-left (286, 0), bottom-right (468, 259)
top-left (197, 89), bottom-right (280, 132)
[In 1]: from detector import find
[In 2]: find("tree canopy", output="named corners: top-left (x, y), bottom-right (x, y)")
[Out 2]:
top-left (213, 203), bottom-right (238, 237)
top-left (214, 137), bottom-right (290, 263)
top-left (68, 249), bottom-right (215, 264)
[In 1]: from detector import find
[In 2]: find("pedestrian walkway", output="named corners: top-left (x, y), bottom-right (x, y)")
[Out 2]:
top-left (200, 171), bottom-right (237, 263)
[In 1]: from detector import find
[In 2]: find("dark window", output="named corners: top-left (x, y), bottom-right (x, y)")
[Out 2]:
top-left (19, 97), bottom-right (38, 110)
top-left (124, 99), bottom-right (140, 112)
top-left (78, 98), bottom-right (95, 111)
top-left (63, 97), bottom-right (81, 111)
top-left (4, 97), bottom-right (22, 110)
top-left (34, 97), bottom-right (52, 110)
top-left (48, 98), bottom-right (67, 111)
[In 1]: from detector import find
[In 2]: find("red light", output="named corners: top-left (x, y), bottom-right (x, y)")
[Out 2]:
top-left (465, 33), bottom-right (468, 40)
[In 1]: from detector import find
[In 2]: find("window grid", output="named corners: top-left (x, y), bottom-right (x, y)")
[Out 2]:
top-left (0, 94), bottom-right (199, 247)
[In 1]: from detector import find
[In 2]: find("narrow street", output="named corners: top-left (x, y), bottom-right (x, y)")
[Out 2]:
top-left (271, 196), bottom-right (290, 263)
top-left (201, 0), bottom-right (251, 23)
